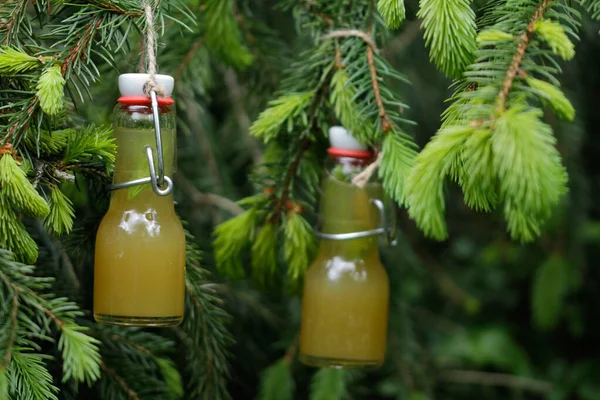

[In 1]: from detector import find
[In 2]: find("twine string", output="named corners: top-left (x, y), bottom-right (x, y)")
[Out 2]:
top-left (352, 152), bottom-right (383, 188)
top-left (142, 1), bottom-right (165, 97)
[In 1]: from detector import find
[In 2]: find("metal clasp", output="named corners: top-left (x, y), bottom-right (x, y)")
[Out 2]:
top-left (109, 90), bottom-right (173, 196)
top-left (315, 198), bottom-right (398, 246)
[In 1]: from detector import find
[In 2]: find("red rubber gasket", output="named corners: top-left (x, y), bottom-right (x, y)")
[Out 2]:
top-left (117, 95), bottom-right (174, 106)
top-left (328, 147), bottom-right (374, 159)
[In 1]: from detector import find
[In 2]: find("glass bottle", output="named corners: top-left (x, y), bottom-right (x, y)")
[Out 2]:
top-left (299, 127), bottom-right (390, 368)
top-left (94, 74), bottom-right (186, 327)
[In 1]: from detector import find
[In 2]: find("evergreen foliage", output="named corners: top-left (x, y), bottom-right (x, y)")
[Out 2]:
top-left (406, 0), bottom-right (583, 243)
top-left (417, 0), bottom-right (478, 78)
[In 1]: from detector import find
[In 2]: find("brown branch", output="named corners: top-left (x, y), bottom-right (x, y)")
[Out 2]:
top-left (321, 29), bottom-right (378, 52)
top-left (174, 37), bottom-right (205, 81)
top-left (4, 97), bottom-right (39, 144)
top-left (301, 0), bottom-right (334, 25)
top-left (100, 360), bottom-right (141, 400)
top-left (367, 44), bottom-right (392, 133)
top-left (92, 1), bottom-right (142, 16)
top-left (411, 243), bottom-right (477, 309)
top-left (222, 67), bottom-right (262, 164)
top-left (273, 138), bottom-right (311, 219)
top-left (61, 16), bottom-right (105, 75)
top-left (496, 0), bottom-right (553, 112)
top-left (0, 0), bottom-right (27, 45)
top-left (108, 334), bottom-right (152, 356)
top-left (283, 334), bottom-right (299, 363)
top-left (176, 172), bottom-right (244, 216)
top-left (43, 306), bottom-right (65, 329)
top-left (440, 370), bottom-right (554, 394)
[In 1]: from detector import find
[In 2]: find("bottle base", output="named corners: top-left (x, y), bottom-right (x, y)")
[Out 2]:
top-left (299, 353), bottom-right (383, 369)
top-left (94, 313), bottom-right (182, 327)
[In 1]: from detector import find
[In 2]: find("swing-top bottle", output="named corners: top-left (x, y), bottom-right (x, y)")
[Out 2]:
top-left (299, 126), bottom-right (390, 368)
top-left (94, 73), bottom-right (186, 326)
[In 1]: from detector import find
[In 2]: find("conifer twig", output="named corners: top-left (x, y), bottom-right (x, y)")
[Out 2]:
top-left (497, 0), bottom-right (553, 112)
top-left (300, 0), bottom-right (334, 25)
top-left (366, 38), bottom-right (392, 133)
top-left (321, 29), bottom-right (378, 52)
top-left (174, 37), bottom-right (205, 80)
top-left (274, 137), bottom-right (311, 219)
top-left (283, 335), bottom-right (299, 363)
top-left (100, 360), bottom-right (141, 400)
top-left (176, 172), bottom-right (244, 215)
top-left (62, 17), bottom-right (104, 74)
top-left (440, 370), bottom-right (554, 394)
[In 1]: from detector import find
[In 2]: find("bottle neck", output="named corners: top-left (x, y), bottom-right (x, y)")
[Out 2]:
top-left (317, 161), bottom-right (382, 259)
top-left (110, 125), bottom-right (176, 210)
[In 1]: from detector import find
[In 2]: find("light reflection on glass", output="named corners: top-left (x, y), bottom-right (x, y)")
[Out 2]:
top-left (118, 208), bottom-right (160, 236)
top-left (326, 257), bottom-right (367, 282)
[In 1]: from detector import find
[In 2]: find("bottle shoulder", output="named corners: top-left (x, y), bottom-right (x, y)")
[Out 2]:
top-left (97, 205), bottom-right (184, 239)
top-left (305, 252), bottom-right (388, 283)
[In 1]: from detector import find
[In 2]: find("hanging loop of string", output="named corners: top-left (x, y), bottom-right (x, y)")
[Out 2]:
top-left (109, 1), bottom-right (173, 196)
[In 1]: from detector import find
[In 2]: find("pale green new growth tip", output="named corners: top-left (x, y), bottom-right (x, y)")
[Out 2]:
top-left (407, 105), bottom-right (567, 243)
top-left (284, 212), bottom-right (317, 281)
top-left (213, 208), bottom-right (257, 279)
top-left (36, 64), bottom-right (65, 116)
top-left (477, 29), bottom-right (514, 44)
top-left (45, 187), bottom-right (75, 236)
top-left (417, 0), bottom-right (477, 78)
top-left (250, 92), bottom-right (314, 143)
top-left (534, 19), bottom-right (576, 61)
top-left (251, 223), bottom-right (279, 285)
top-left (526, 77), bottom-right (575, 121)
top-left (406, 126), bottom-right (473, 240)
top-left (377, 0), bottom-right (406, 29)
top-left (0, 155), bottom-right (50, 218)
top-left (0, 47), bottom-right (43, 75)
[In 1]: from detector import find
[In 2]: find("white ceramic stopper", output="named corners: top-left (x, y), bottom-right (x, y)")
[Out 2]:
top-left (118, 73), bottom-right (174, 97)
top-left (328, 126), bottom-right (368, 150)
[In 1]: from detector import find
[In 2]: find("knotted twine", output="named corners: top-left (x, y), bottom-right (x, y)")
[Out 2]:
top-left (141, 1), bottom-right (166, 97)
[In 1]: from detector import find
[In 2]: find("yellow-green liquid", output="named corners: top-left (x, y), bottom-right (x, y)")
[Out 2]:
top-left (299, 176), bottom-right (389, 368)
top-left (94, 128), bottom-right (185, 326)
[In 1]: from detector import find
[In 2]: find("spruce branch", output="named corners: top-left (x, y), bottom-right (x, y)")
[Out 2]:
top-left (497, 0), bottom-right (553, 113)
top-left (407, 0), bottom-right (578, 242)
top-left (203, 0), bottom-right (253, 68)
top-left (274, 138), bottom-right (311, 219)
top-left (0, 251), bottom-right (101, 386)
top-left (99, 360), bottom-right (141, 400)
top-left (366, 42), bottom-right (391, 133)
top-left (8, 350), bottom-right (59, 400)
top-left (183, 231), bottom-right (232, 399)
